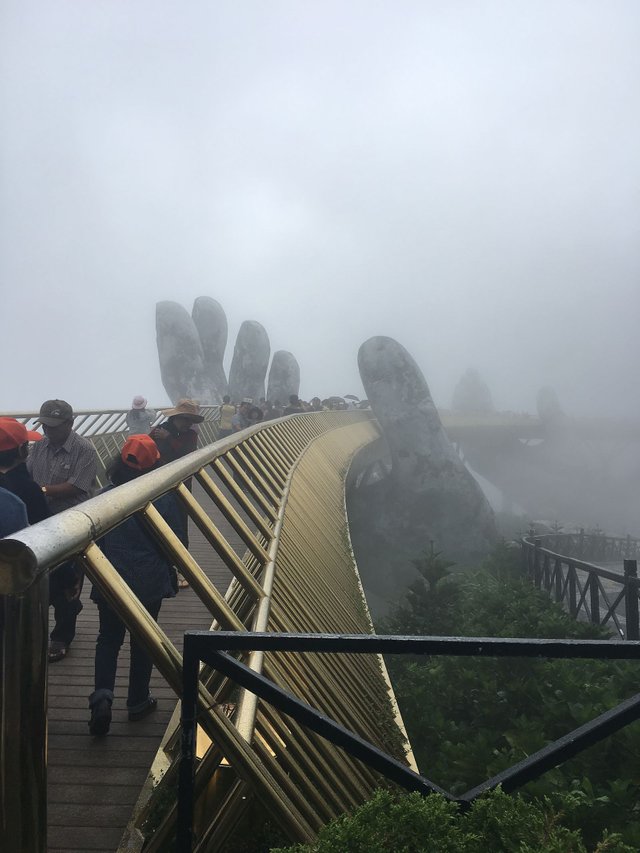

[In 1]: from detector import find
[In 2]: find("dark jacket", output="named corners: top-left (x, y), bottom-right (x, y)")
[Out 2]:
top-left (0, 462), bottom-right (50, 525)
top-left (91, 486), bottom-right (186, 606)
top-left (152, 420), bottom-right (198, 464)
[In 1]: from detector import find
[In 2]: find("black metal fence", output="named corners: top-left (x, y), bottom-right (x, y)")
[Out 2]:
top-left (177, 631), bottom-right (640, 852)
top-left (522, 533), bottom-right (640, 639)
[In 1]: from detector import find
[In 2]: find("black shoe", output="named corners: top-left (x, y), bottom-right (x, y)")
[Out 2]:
top-left (128, 695), bottom-right (158, 722)
top-left (89, 698), bottom-right (112, 736)
top-left (48, 641), bottom-right (69, 663)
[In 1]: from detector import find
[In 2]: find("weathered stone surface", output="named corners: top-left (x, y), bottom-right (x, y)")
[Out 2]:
top-left (228, 321), bottom-right (270, 403)
top-left (192, 297), bottom-right (228, 401)
top-left (156, 301), bottom-right (212, 404)
top-left (348, 336), bottom-right (497, 614)
top-left (452, 368), bottom-right (494, 413)
top-left (267, 351), bottom-right (300, 404)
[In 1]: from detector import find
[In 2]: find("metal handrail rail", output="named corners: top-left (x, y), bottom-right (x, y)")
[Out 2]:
top-left (531, 529), bottom-right (640, 561)
top-left (178, 631), bottom-right (640, 851)
top-left (2, 405), bottom-right (221, 437)
top-left (523, 537), bottom-right (640, 584)
top-left (521, 534), bottom-right (640, 640)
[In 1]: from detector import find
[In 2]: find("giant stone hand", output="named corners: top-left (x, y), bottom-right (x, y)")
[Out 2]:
top-left (348, 335), bottom-right (497, 614)
top-left (156, 298), bottom-right (300, 405)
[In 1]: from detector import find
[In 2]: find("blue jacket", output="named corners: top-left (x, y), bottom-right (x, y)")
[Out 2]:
top-left (91, 487), bottom-right (186, 606)
top-left (0, 486), bottom-right (28, 537)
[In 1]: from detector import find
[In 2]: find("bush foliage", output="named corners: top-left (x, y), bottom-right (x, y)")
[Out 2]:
top-left (271, 787), bottom-right (634, 853)
top-left (380, 543), bottom-right (640, 848)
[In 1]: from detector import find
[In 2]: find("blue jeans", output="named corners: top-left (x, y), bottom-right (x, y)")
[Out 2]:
top-left (93, 599), bottom-right (161, 708)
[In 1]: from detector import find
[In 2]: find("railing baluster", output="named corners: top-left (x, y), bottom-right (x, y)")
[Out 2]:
top-left (624, 560), bottom-right (639, 640)
top-left (589, 572), bottom-right (600, 626)
top-left (568, 563), bottom-right (577, 616)
top-left (555, 559), bottom-right (563, 603)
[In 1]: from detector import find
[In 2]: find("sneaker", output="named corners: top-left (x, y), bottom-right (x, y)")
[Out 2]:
top-left (89, 698), bottom-right (112, 736)
top-left (128, 695), bottom-right (158, 722)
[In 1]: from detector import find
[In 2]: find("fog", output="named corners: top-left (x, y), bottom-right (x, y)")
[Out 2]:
top-left (2, 1), bottom-right (639, 417)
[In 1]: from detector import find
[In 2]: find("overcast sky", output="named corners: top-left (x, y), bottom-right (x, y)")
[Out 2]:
top-left (2, 1), bottom-right (639, 417)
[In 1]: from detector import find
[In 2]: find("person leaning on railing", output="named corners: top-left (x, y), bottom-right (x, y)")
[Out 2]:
top-left (88, 434), bottom-right (187, 737)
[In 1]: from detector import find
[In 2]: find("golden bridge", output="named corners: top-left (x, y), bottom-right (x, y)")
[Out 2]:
top-left (2, 406), bottom-right (639, 853)
top-left (1, 407), bottom-right (419, 853)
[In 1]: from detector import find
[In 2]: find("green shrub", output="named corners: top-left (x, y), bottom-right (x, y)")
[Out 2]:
top-left (271, 787), bottom-right (634, 853)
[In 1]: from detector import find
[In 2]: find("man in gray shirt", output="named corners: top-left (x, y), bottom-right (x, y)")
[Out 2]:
top-left (28, 399), bottom-right (98, 661)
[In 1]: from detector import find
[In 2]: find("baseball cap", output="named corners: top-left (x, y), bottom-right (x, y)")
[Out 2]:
top-left (37, 399), bottom-right (74, 426)
top-left (121, 434), bottom-right (160, 471)
top-left (0, 418), bottom-right (43, 451)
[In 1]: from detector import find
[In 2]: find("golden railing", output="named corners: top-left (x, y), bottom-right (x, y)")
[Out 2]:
top-left (0, 411), bottom-right (412, 853)
top-left (5, 405), bottom-right (221, 486)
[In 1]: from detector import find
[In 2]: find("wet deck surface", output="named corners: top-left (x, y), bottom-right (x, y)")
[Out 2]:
top-left (47, 484), bottom-right (242, 853)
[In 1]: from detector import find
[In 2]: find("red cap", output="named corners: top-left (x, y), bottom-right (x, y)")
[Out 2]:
top-left (0, 418), bottom-right (43, 451)
top-left (121, 434), bottom-right (160, 471)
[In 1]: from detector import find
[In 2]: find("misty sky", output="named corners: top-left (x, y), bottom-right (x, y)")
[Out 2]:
top-left (2, 1), bottom-right (639, 417)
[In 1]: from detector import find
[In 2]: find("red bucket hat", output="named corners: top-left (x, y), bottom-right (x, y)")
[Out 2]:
top-left (121, 434), bottom-right (160, 471)
top-left (0, 418), bottom-right (43, 451)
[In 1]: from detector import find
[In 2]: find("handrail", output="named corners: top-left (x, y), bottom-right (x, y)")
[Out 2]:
top-left (521, 533), bottom-right (640, 640)
top-left (533, 529), bottom-right (640, 561)
top-left (2, 404), bottom-right (220, 438)
top-left (0, 410), bottom-right (409, 853)
top-left (178, 631), bottom-right (640, 851)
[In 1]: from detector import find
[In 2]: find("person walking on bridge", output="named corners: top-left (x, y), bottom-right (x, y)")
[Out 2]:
top-left (126, 395), bottom-right (156, 435)
top-left (88, 435), bottom-right (185, 736)
top-left (217, 395), bottom-right (235, 438)
top-left (27, 399), bottom-right (98, 662)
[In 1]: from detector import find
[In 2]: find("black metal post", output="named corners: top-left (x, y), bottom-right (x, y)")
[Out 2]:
top-left (624, 560), bottom-right (639, 641)
top-left (569, 564), bottom-right (577, 617)
top-left (589, 572), bottom-right (600, 626)
top-left (555, 560), bottom-right (563, 603)
top-left (533, 538), bottom-right (541, 587)
top-left (176, 638), bottom-right (200, 853)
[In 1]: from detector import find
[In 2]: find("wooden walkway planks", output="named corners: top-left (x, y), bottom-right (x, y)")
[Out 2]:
top-left (47, 484), bottom-right (243, 853)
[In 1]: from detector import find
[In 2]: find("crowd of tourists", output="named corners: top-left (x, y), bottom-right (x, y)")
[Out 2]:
top-left (217, 393), bottom-right (367, 435)
top-left (0, 391), bottom-right (365, 736)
